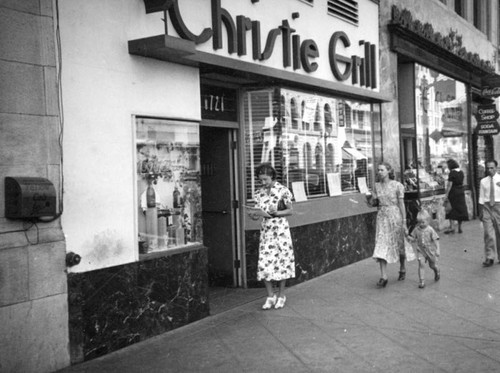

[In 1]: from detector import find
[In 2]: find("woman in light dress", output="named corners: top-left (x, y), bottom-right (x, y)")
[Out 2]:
top-left (366, 162), bottom-right (414, 287)
top-left (249, 164), bottom-right (295, 310)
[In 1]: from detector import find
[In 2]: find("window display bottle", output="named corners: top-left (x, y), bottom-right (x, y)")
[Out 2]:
top-left (145, 181), bottom-right (158, 251)
top-left (173, 182), bottom-right (181, 209)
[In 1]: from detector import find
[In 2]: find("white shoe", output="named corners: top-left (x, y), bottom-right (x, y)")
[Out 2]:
top-left (262, 295), bottom-right (277, 310)
top-left (275, 296), bottom-right (286, 309)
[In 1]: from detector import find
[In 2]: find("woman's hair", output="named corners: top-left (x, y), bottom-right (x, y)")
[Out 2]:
top-left (416, 210), bottom-right (431, 223)
top-left (446, 158), bottom-right (459, 169)
top-left (379, 161), bottom-right (395, 180)
top-left (256, 163), bottom-right (277, 180)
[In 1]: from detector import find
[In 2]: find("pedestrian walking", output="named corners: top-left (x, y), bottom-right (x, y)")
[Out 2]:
top-left (366, 162), bottom-right (414, 287)
top-left (443, 158), bottom-right (469, 234)
top-left (407, 210), bottom-right (440, 289)
top-left (248, 164), bottom-right (295, 309)
top-left (479, 160), bottom-right (500, 267)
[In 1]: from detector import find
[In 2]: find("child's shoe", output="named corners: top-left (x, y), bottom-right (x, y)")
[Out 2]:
top-left (418, 280), bottom-right (425, 289)
top-left (262, 294), bottom-right (277, 310)
top-left (275, 296), bottom-right (286, 309)
top-left (434, 268), bottom-right (440, 281)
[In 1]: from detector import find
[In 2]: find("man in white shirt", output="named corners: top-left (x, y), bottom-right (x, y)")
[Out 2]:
top-left (479, 160), bottom-right (500, 267)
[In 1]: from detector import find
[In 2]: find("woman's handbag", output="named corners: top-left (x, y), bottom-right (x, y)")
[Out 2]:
top-left (277, 198), bottom-right (287, 211)
top-left (443, 199), bottom-right (452, 214)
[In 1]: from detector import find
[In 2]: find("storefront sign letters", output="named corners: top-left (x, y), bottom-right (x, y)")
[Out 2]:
top-left (477, 121), bottom-right (500, 135)
top-left (201, 85), bottom-right (237, 121)
top-left (476, 104), bottom-right (499, 123)
top-left (391, 6), bottom-right (495, 74)
top-left (476, 104), bottom-right (500, 135)
top-left (144, 0), bottom-right (377, 89)
top-left (481, 86), bottom-right (500, 98)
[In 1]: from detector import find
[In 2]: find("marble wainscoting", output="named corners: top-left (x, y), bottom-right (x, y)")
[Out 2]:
top-left (245, 213), bottom-right (377, 287)
top-left (68, 248), bottom-right (209, 363)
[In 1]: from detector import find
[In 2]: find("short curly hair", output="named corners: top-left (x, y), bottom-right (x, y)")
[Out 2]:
top-left (446, 158), bottom-right (459, 169)
top-left (255, 163), bottom-right (277, 180)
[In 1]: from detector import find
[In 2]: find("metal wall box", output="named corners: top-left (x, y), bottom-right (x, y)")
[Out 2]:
top-left (5, 177), bottom-right (57, 219)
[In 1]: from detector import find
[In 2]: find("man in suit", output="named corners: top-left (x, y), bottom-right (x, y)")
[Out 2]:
top-left (479, 160), bottom-right (500, 267)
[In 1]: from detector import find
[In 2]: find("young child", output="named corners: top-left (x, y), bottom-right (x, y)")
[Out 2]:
top-left (408, 210), bottom-right (441, 289)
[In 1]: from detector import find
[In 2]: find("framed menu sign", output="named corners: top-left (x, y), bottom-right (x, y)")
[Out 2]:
top-left (200, 85), bottom-right (237, 121)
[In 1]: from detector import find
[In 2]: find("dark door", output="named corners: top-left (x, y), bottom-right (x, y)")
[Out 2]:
top-left (200, 126), bottom-right (237, 287)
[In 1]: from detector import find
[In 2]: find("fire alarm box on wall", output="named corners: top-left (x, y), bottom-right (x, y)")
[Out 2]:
top-left (5, 177), bottom-right (57, 219)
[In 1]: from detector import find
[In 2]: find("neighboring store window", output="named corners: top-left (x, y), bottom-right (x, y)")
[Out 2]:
top-left (244, 88), bottom-right (381, 201)
top-left (403, 65), bottom-right (469, 197)
top-left (135, 117), bottom-right (202, 253)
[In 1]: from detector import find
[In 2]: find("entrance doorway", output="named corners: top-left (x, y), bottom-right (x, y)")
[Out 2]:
top-left (200, 125), bottom-right (239, 287)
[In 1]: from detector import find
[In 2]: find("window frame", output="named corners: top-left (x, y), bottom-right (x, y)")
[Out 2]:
top-left (243, 87), bottom-right (381, 203)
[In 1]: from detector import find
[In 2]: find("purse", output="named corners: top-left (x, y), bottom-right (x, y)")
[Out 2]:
top-left (444, 199), bottom-right (452, 214)
top-left (277, 198), bottom-right (287, 211)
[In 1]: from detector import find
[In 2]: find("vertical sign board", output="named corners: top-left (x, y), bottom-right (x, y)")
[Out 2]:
top-left (476, 104), bottom-right (500, 136)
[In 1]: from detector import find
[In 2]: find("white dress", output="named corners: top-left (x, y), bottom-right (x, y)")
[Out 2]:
top-left (254, 182), bottom-right (295, 281)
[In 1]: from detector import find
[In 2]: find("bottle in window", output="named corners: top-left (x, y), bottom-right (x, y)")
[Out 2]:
top-left (173, 182), bottom-right (181, 209)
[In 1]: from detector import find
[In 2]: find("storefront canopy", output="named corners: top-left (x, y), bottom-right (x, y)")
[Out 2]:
top-left (342, 147), bottom-right (367, 160)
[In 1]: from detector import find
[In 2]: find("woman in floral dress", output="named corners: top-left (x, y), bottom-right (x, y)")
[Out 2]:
top-left (366, 162), bottom-right (413, 287)
top-left (249, 164), bottom-right (295, 310)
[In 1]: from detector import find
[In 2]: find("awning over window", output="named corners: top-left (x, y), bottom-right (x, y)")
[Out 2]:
top-left (342, 147), bottom-right (367, 160)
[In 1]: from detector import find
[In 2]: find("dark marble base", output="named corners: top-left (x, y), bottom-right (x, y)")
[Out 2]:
top-left (245, 213), bottom-right (377, 287)
top-left (68, 248), bottom-right (209, 363)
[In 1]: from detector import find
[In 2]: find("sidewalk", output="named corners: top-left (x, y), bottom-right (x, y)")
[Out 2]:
top-left (58, 219), bottom-right (500, 373)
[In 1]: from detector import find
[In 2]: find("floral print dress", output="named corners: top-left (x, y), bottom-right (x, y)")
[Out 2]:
top-left (254, 182), bottom-right (295, 281)
top-left (410, 226), bottom-right (439, 263)
top-left (372, 180), bottom-right (415, 263)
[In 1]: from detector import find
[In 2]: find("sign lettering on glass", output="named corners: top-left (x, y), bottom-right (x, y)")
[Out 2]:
top-left (201, 85), bottom-right (237, 121)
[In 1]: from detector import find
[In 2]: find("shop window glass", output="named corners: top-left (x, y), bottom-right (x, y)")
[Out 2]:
top-left (244, 88), bottom-right (381, 201)
top-left (135, 117), bottom-right (202, 254)
top-left (404, 65), bottom-right (469, 197)
top-left (291, 98), bottom-right (299, 129)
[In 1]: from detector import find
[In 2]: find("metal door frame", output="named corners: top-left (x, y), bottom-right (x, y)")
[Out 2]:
top-left (201, 120), bottom-right (241, 287)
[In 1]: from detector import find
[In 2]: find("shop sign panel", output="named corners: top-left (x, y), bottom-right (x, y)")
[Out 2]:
top-left (132, 0), bottom-right (379, 90)
top-left (201, 85), bottom-right (237, 121)
top-left (476, 104), bottom-right (500, 135)
top-left (481, 87), bottom-right (500, 98)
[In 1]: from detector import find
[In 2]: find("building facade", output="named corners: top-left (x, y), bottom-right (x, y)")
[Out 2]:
top-left (0, 1), bottom-right (70, 372)
top-left (379, 0), bottom-right (500, 229)
top-left (1, 0), bottom-right (500, 371)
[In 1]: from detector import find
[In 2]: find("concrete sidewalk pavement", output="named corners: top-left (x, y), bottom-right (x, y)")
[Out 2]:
top-left (58, 219), bottom-right (500, 373)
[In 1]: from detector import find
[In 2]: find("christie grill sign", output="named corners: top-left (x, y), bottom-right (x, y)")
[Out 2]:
top-left (476, 104), bottom-right (500, 136)
top-left (141, 0), bottom-right (378, 89)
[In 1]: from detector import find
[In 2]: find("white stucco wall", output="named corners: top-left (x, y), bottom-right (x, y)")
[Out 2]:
top-left (59, 0), bottom-right (200, 272)
top-left (59, 0), bottom-right (380, 272)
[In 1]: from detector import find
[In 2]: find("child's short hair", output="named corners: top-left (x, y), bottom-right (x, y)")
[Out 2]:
top-left (416, 210), bottom-right (431, 222)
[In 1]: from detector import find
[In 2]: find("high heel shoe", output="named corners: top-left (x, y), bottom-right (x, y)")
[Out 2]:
top-left (398, 271), bottom-right (406, 281)
top-left (434, 268), bottom-right (440, 281)
top-left (376, 278), bottom-right (388, 287)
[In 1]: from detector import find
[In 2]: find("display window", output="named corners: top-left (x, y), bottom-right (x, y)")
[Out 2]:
top-left (244, 88), bottom-right (381, 201)
top-left (135, 117), bottom-right (202, 254)
top-left (402, 64), bottom-right (469, 197)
